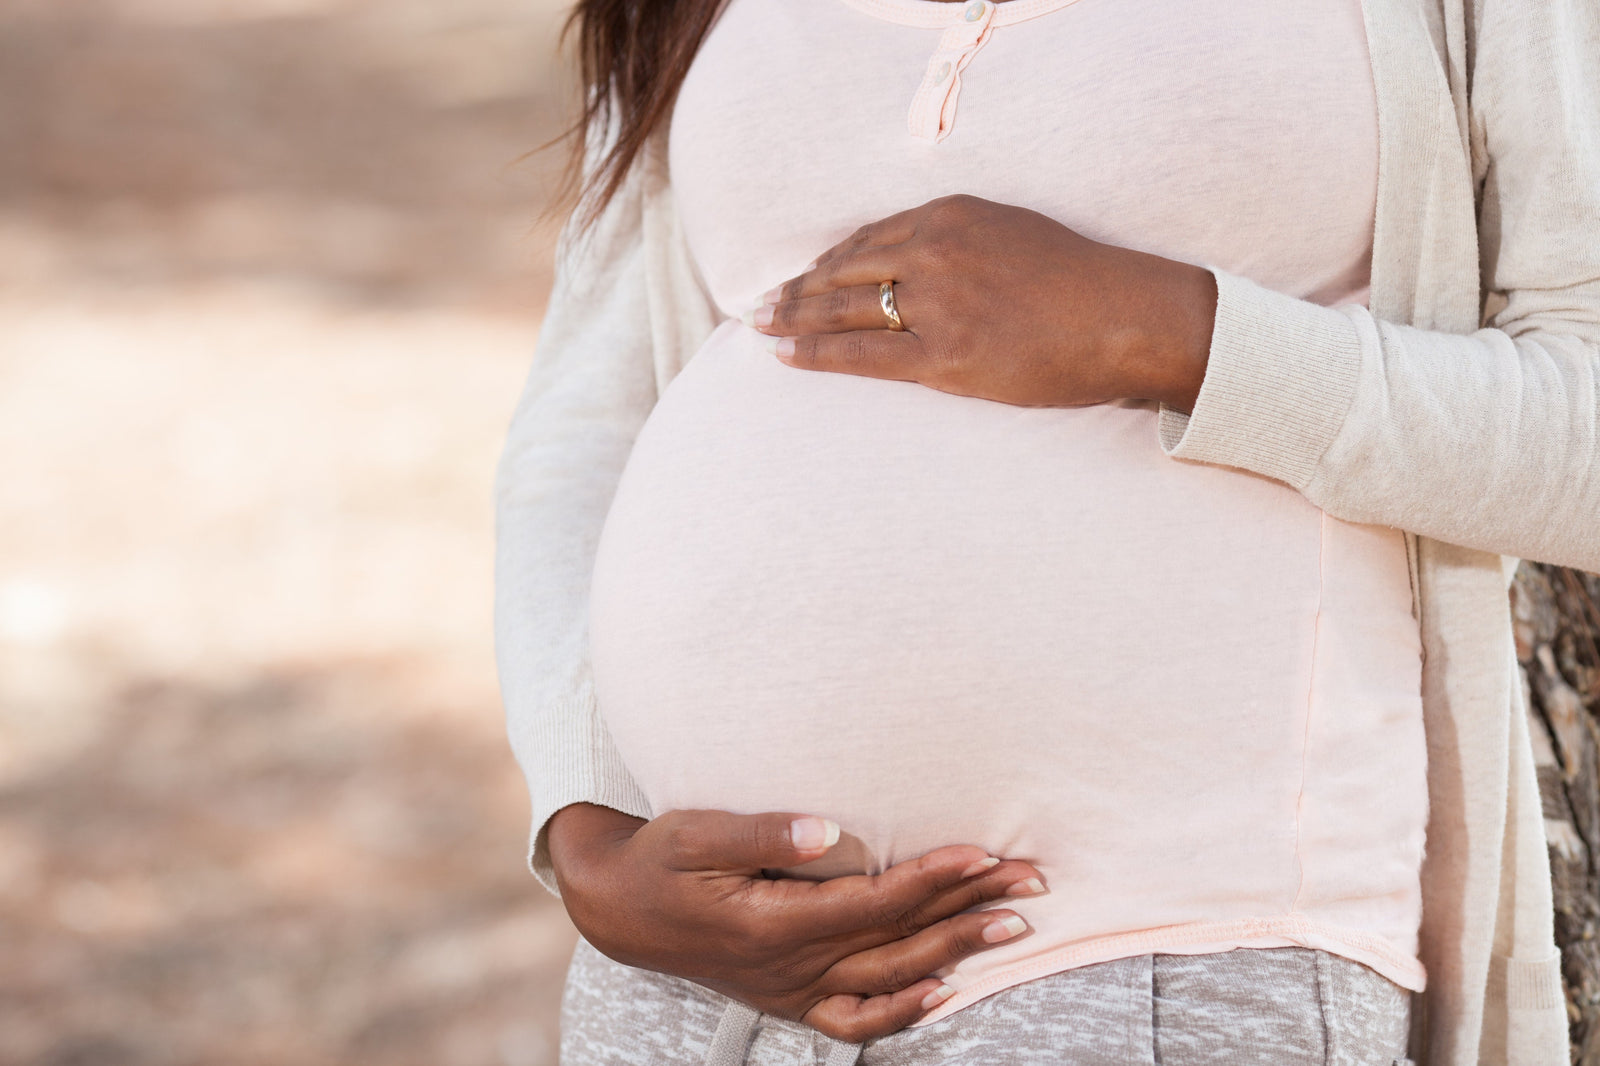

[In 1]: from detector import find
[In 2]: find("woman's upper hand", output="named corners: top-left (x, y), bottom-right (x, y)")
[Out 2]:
top-left (744, 193), bottom-right (1218, 414)
top-left (547, 803), bottom-right (1047, 1043)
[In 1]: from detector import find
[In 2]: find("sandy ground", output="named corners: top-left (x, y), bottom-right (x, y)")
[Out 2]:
top-left (2, 2), bottom-right (584, 1063)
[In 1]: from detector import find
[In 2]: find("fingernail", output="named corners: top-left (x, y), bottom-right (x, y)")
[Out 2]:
top-left (982, 915), bottom-right (1028, 943)
top-left (802, 258), bottom-right (819, 272)
top-left (960, 857), bottom-right (1000, 879)
top-left (749, 304), bottom-right (774, 328)
top-left (739, 309), bottom-right (756, 328)
top-left (1005, 877), bottom-right (1046, 897)
top-left (762, 285), bottom-right (783, 305)
top-left (769, 337), bottom-right (795, 359)
top-left (789, 817), bottom-right (840, 851)
top-left (919, 984), bottom-right (955, 1011)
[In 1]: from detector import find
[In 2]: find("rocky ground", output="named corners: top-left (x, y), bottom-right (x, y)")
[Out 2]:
top-left (1, 2), bottom-right (582, 1063)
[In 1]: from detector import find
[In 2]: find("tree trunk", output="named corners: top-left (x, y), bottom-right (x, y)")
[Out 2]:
top-left (1512, 562), bottom-right (1600, 1063)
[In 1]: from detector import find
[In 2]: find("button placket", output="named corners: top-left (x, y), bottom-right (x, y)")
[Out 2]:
top-left (906, 0), bottom-right (997, 142)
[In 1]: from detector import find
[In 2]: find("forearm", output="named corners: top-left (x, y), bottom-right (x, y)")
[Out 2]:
top-left (1157, 267), bottom-right (1600, 572)
top-left (496, 437), bottom-right (655, 892)
top-left (495, 196), bottom-right (661, 893)
top-left (496, 388), bottom-right (655, 890)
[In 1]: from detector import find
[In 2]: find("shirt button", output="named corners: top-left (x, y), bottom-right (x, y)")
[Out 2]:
top-left (964, 0), bottom-right (987, 21)
top-left (934, 59), bottom-right (953, 84)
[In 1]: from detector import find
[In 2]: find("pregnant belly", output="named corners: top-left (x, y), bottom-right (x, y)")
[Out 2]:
top-left (590, 320), bottom-right (1413, 897)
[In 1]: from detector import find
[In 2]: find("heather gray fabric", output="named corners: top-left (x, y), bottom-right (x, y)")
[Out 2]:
top-left (559, 938), bottom-right (1413, 1066)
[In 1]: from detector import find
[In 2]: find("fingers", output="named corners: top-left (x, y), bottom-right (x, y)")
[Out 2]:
top-left (761, 192), bottom-right (992, 309)
top-left (763, 192), bottom-right (983, 305)
top-left (655, 809), bottom-right (841, 873)
top-left (801, 979), bottom-right (949, 1045)
top-left (762, 846), bottom-right (1042, 944)
top-left (821, 909), bottom-right (1031, 998)
top-left (892, 857), bottom-right (1048, 936)
top-left (750, 282), bottom-right (902, 337)
top-left (791, 213), bottom-right (921, 292)
top-left (775, 329), bottom-right (926, 382)
top-left (765, 245), bottom-right (904, 305)
top-left (746, 276), bottom-right (929, 382)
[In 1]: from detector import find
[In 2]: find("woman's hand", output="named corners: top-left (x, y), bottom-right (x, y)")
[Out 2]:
top-left (548, 803), bottom-right (1047, 1043)
top-left (743, 194), bottom-right (1218, 414)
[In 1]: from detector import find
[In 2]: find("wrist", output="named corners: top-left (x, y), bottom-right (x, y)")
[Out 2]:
top-left (548, 802), bottom-right (645, 896)
top-left (1122, 259), bottom-right (1216, 413)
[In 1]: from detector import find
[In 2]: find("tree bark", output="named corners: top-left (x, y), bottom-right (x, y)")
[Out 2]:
top-left (1512, 562), bottom-right (1600, 1063)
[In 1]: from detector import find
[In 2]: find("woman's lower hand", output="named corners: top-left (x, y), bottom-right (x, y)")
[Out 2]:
top-left (547, 803), bottom-right (1047, 1043)
top-left (744, 193), bottom-right (1217, 414)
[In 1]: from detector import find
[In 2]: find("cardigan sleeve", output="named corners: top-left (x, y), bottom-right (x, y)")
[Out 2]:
top-left (1154, 0), bottom-right (1600, 574)
top-left (493, 128), bottom-right (657, 896)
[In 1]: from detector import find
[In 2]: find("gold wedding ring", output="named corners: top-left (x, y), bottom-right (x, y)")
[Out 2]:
top-left (879, 280), bottom-right (906, 331)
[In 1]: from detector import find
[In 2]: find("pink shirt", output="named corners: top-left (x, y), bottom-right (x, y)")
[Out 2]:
top-left (588, 0), bottom-right (1428, 1022)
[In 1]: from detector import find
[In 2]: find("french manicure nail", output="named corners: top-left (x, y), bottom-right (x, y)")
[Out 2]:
top-left (919, 984), bottom-right (955, 1011)
top-left (773, 337), bottom-right (795, 358)
top-left (982, 915), bottom-right (1028, 943)
top-left (762, 285), bottom-right (783, 305)
top-left (789, 817), bottom-right (840, 851)
top-left (802, 258), bottom-right (819, 272)
top-left (960, 857), bottom-right (1000, 879)
top-left (1005, 877), bottom-right (1046, 897)
top-left (751, 305), bottom-right (774, 328)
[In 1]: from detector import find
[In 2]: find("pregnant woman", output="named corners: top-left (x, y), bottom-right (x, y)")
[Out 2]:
top-left (494, 0), bottom-right (1600, 1063)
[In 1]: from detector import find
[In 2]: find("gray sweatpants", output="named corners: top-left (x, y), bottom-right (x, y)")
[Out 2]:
top-left (560, 938), bottom-right (1413, 1066)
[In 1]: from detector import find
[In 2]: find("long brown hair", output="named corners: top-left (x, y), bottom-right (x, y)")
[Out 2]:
top-left (546, 0), bottom-right (726, 234)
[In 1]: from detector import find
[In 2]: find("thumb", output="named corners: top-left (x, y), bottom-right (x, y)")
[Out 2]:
top-left (655, 809), bottom-right (841, 872)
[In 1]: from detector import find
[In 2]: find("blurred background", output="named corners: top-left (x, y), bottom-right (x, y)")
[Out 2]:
top-left (1, 0), bottom-right (580, 1063)
top-left (5, 1), bottom-right (1600, 1063)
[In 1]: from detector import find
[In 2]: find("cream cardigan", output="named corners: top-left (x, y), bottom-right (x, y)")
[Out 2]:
top-left (494, 0), bottom-right (1600, 1061)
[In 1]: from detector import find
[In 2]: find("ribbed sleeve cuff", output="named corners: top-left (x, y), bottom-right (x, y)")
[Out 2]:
top-left (516, 690), bottom-right (653, 897)
top-left (1156, 267), bottom-right (1366, 491)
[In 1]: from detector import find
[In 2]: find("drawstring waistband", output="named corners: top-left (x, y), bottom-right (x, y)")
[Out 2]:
top-left (703, 1000), bottom-right (863, 1066)
top-left (704, 1002), bottom-right (759, 1066)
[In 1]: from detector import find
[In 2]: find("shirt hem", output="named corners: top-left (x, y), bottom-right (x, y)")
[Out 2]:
top-left (913, 914), bottom-right (1427, 1026)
